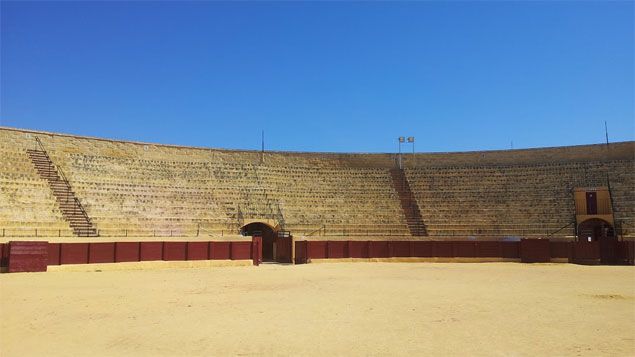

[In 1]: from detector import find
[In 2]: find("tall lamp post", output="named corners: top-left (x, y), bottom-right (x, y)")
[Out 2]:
top-left (397, 136), bottom-right (415, 169)
top-left (398, 137), bottom-right (405, 169)
top-left (408, 137), bottom-right (415, 167)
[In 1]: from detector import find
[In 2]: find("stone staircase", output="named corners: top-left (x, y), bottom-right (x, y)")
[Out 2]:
top-left (27, 148), bottom-right (98, 237)
top-left (389, 168), bottom-right (427, 236)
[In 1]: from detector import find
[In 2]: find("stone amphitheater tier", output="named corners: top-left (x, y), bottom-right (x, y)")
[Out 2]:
top-left (0, 127), bottom-right (633, 240)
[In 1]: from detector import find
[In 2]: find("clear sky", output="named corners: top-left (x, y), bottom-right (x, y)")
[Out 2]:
top-left (1, 1), bottom-right (633, 153)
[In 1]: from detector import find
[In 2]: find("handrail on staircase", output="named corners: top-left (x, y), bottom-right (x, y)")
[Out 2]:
top-left (546, 221), bottom-right (575, 239)
top-left (306, 225), bottom-right (325, 237)
top-left (34, 136), bottom-right (94, 230)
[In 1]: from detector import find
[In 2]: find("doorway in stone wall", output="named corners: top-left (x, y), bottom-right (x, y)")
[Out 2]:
top-left (241, 222), bottom-right (276, 261)
top-left (578, 218), bottom-right (616, 264)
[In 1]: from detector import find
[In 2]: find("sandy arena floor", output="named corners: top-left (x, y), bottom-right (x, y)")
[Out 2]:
top-left (1, 262), bottom-right (634, 356)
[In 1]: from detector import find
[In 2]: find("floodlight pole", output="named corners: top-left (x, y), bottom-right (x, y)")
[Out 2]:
top-left (397, 137), bottom-right (405, 169)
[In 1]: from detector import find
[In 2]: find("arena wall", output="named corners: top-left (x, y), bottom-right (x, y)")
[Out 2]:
top-left (1, 126), bottom-right (633, 241)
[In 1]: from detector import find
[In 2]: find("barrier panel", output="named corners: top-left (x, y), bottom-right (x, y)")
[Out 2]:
top-left (391, 241), bottom-right (412, 257)
top-left (48, 243), bottom-right (61, 265)
top-left (210, 242), bottom-right (231, 260)
top-left (478, 241), bottom-right (501, 257)
top-left (572, 241), bottom-right (600, 264)
top-left (187, 242), bottom-right (209, 260)
top-left (307, 241), bottom-right (328, 259)
top-left (294, 240), bottom-right (307, 264)
top-left (435, 241), bottom-right (454, 257)
top-left (413, 241), bottom-right (434, 257)
top-left (454, 241), bottom-right (478, 257)
top-left (8, 241), bottom-right (48, 273)
top-left (520, 239), bottom-right (550, 263)
top-left (0, 243), bottom-right (8, 267)
top-left (89, 243), bottom-right (115, 264)
top-left (327, 241), bottom-right (348, 259)
top-left (140, 242), bottom-right (163, 261)
top-left (348, 241), bottom-right (369, 258)
top-left (115, 242), bottom-right (140, 262)
top-left (276, 236), bottom-right (293, 263)
top-left (231, 242), bottom-right (252, 260)
top-left (60, 243), bottom-right (89, 264)
top-left (549, 242), bottom-right (571, 259)
top-left (616, 241), bottom-right (634, 265)
top-left (252, 236), bottom-right (262, 265)
top-left (501, 242), bottom-right (520, 258)
top-left (163, 242), bottom-right (187, 261)
top-left (369, 241), bottom-right (389, 258)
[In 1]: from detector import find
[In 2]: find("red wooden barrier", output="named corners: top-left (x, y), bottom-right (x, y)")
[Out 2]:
top-left (327, 241), bottom-right (348, 259)
top-left (252, 236), bottom-right (262, 265)
top-left (478, 241), bottom-right (501, 257)
top-left (348, 241), bottom-right (369, 258)
top-left (10, 238), bottom-right (627, 273)
top-left (163, 242), bottom-right (187, 261)
top-left (8, 241), bottom-right (48, 273)
top-left (520, 239), bottom-right (550, 263)
top-left (368, 241), bottom-right (389, 258)
top-left (0, 243), bottom-right (8, 267)
top-left (276, 236), bottom-right (293, 263)
top-left (60, 243), bottom-right (89, 264)
top-left (231, 242), bottom-right (251, 260)
top-left (115, 242), bottom-right (140, 262)
top-left (435, 242), bottom-right (454, 257)
top-left (413, 241), bottom-right (434, 257)
top-left (616, 241), bottom-right (634, 265)
top-left (391, 241), bottom-right (411, 257)
top-left (549, 242), bottom-right (571, 259)
top-left (572, 241), bottom-right (600, 264)
top-left (140, 242), bottom-right (163, 261)
top-left (187, 242), bottom-right (209, 260)
top-left (210, 242), bottom-right (231, 260)
top-left (454, 241), bottom-right (478, 257)
top-left (294, 240), bottom-right (307, 264)
top-left (89, 243), bottom-right (115, 263)
top-left (48, 243), bottom-right (61, 265)
top-left (501, 242), bottom-right (520, 258)
top-left (307, 241), bottom-right (328, 259)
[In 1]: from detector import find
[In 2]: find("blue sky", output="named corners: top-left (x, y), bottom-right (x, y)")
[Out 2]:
top-left (1, 1), bottom-right (633, 153)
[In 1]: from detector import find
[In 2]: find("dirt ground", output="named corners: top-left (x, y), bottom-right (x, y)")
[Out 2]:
top-left (1, 262), bottom-right (634, 356)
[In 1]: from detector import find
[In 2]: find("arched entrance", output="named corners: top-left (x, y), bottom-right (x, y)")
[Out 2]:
top-left (578, 218), bottom-right (616, 264)
top-left (241, 222), bottom-right (276, 261)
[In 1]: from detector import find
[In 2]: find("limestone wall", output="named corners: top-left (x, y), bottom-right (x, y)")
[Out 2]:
top-left (0, 126), bottom-right (633, 239)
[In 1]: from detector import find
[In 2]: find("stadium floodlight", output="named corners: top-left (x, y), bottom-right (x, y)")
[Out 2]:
top-left (407, 137), bottom-right (415, 155)
top-left (398, 136), bottom-right (415, 169)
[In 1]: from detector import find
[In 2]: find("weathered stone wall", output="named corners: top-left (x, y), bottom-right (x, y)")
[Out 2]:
top-left (1, 126), bottom-right (633, 239)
